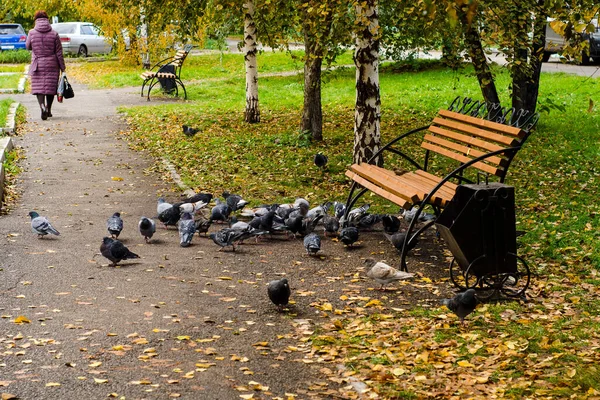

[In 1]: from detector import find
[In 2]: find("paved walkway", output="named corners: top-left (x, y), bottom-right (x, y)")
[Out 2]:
top-left (0, 85), bottom-right (336, 399)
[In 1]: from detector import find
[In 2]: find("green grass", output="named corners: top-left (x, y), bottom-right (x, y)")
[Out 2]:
top-left (0, 65), bottom-right (26, 73)
top-left (0, 98), bottom-right (15, 128)
top-left (0, 74), bottom-right (21, 90)
top-left (0, 49), bottom-right (31, 64)
top-left (69, 49), bottom-right (355, 89)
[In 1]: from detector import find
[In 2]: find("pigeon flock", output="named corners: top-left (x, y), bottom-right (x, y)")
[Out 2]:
top-left (27, 192), bottom-right (478, 322)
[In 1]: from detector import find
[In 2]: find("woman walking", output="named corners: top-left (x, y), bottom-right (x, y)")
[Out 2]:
top-left (26, 10), bottom-right (66, 120)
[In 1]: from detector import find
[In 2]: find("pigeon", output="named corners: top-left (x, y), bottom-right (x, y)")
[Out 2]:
top-left (178, 212), bottom-right (196, 247)
top-left (303, 232), bottom-right (321, 256)
top-left (340, 203), bottom-right (370, 227)
top-left (293, 198), bottom-right (309, 210)
top-left (267, 278), bottom-right (291, 312)
top-left (402, 206), bottom-right (436, 223)
top-left (322, 214), bottom-right (340, 237)
top-left (354, 213), bottom-right (383, 230)
top-left (28, 211), bottom-right (60, 238)
top-left (339, 226), bottom-right (359, 247)
top-left (298, 214), bottom-right (323, 237)
top-left (382, 214), bottom-right (401, 234)
top-left (138, 216), bottom-right (156, 243)
top-left (182, 192), bottom-right (213, 205)
top-left (182, 125), bottom-right (200, 137)
top-left (106, 212), bottom-right (123, 238)
top-left (209, 227), bottom-right (249, 251)
top-left (179, 199), bottom-right (208, 215)
top-left (441, 289), bottom-right (478, 324)
top-left (314, 153), bottom-right (328, 169)
top-left (100, 237), bottom-right (140, 267)
top-left (288, 202), bottom-right (309, 219)
top-left (194, 214), bottom-right (213, 237)
top-left (249, 208), bottom-right (276, 233)
top-left (157, 198), bottom-right (181, 228)
top-left (306, 202), bottom-right (330, 220)
top-left (223, 191), bottom-right (249, 211)
top-left (333, 201), bottom-right (346, 219)
top-left (210, 199), bottom-right (232, 222)
top-left (284, 214), bottom-right (303, 236)
top-left (231, 216), bottom-right (269, 242)
top-left (364, 258), bottom-right (414, 290)
top-left (384, 231), bottom-right (418, 253)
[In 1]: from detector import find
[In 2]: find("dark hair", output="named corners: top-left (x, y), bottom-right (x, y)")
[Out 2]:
top-left (34, 10), bottom-right (48, 20)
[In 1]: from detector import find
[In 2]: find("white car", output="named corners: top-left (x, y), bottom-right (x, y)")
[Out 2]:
top-left (51, 22), bottom-right (112, 57)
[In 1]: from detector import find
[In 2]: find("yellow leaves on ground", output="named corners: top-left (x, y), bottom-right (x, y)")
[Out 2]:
top-left (111, 176), bottom-right (123, 181)
top-left (13, 316), bottom-right (30, 324)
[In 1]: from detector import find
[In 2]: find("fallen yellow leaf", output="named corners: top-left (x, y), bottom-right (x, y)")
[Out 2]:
top-left (45, 382), bottom-right (61, 387)
top-left (111, 176), bottom-right (124, 181)
top-left (13, 316), bottom-right (30, 324)
top-left (94, 378), bottom-right (108, 384)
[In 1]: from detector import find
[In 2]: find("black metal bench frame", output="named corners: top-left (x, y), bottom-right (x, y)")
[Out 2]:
top-left (343, 96), bottom-right (539, 274)
top-left (140, 44), bottom-right (193, 101)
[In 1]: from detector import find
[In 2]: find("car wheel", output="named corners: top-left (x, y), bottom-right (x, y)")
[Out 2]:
top-left (77, 45), bottom-right (88, 57)
top-left (582, 52), bottom-right (591, 65)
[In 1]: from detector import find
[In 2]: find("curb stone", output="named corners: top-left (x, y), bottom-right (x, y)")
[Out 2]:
top-left (161, 157), bottom-right (196, 198)
top-left (3, 102), bottom-right (19, 135)
top-left (17, 65), bottom-right (29, 93)
top-left (0, 136), bottom-right (14, 206)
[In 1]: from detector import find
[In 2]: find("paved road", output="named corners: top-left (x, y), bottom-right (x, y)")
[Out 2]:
top-left (0, 85), bottom-right (339, 399)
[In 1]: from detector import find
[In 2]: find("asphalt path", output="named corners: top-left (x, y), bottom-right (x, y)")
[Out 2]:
top-left (0, 85), bottom-right (340, 399)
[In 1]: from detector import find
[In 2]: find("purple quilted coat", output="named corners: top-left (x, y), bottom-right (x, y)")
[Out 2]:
top-left (26, 18), bottom-right (66, 95)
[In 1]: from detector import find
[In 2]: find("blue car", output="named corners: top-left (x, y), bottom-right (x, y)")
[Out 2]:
top-left (0, 23), bottom-right (27, 51)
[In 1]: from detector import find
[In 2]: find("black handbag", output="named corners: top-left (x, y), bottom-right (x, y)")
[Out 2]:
top-left (62, 75), bottom-right (74, 99)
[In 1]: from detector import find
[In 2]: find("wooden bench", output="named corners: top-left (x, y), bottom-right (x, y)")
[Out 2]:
top-left (344, 96), bottom-right (539, 271)
top-left (140, 44), bottom-right (193, 101)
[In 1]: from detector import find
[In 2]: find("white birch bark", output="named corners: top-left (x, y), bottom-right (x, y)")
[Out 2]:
top-left (244, 0), bottom-right (260, 123)
top-left (353, 0), bottom-right (381, 165)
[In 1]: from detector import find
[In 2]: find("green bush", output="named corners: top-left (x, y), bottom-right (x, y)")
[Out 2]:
top-left (0, 50), bottom-right (31, 64)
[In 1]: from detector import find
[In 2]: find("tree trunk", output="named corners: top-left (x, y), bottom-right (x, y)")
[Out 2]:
top-left (457, 7), bottom-right (500, 106)
top-left (244, 0), bottom-right (260, 123)
top-left (353, 0), bottom-right (381, 166)
top-left (301, 42), bottom-right (323, 140)
top-left (512, 5), bottom-right (546, 113)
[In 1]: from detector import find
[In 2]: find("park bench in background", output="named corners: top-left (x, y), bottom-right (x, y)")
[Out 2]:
top-left (344, 96), bottom-right (539, 282)
top-left (140, 44), bottom-right (193, 101)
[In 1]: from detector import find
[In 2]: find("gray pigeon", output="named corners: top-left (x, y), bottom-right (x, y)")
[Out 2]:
top-left (194, 214), bottom-right (213, 237)
top-left (183, 192), bottom-right (213, 204)
top-left (322, 214), bottom-right (340, 237)
top-left (222, 191), bottom-right (249, 211)
top-left (28, 211), bottom-right (60, 238)
top-left (339, 226), bottom-right (359, 247)
top-left (157, 198), bottom-right (181, 228)
top-left (382, 214), bottom-right (401, 234)
top-left (333, 201), bottom-right (346, 219)
top-left (100, 237), bottom-right (140, 267)
top-left (178, 212), bottom-right (196, 247)
top-left (354, 213), bottom-right (383, 230)
top-left (138, 216), bottom-right (156, 243)
top-left (210, 199), bottom-right (232, 222)
top-left (364, 258), bottom-right (414, 290)
top-left (303, 232), bottom-right (321, 256)
top-left (107, 212), bottom-right (123, 238)
top-left (441, 289), bottom-right (478, 324)
top-left (179, 199), bottom-right (208, 215)
top-left (384, 231), bottom-right (418, 253)
top-left (209, 227), bottom-right (249, 251)
top-left (306, 202), bottom-right (330, 220)
top-left (267, 278), bottom-right (291, 312)
top-left (340, 203), bottom-right (370, 227)
top-left (298, 214), bottom-right (323, 237)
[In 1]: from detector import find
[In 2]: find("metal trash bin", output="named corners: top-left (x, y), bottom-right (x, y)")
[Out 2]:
top-left (436, 182), bottom-right (530, 299)
top-left (157, 64), bottom-right (177, 94)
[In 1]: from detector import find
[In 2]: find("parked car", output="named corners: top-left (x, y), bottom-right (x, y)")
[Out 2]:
top-left (0, 23), bottom-right (27, 51)
top-left (544, 18), bottom-right (600, 64)
top-left (51, 22), bottom-right (111, 57)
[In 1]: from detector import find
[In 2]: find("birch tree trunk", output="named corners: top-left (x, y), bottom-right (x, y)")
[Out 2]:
top-left (353, 0), bottom-right (381, 165)
top-left (244, 0), bottom-right (260, 123)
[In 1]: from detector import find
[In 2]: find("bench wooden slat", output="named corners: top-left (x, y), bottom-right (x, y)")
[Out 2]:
top-left (431, 116), bottom-right (518, 146)
top-left (423, 133), bottom-right (506, 167)
top-left (403, 171), bottom-right (457, 200)
top-left (345, 170), bottom-right (412, 209)
top-left (428, 125), bottom-right (505, 153)
top-left (413, 170), bottom-right (458, 191)
top-left (438, 109), bottom-right (524, 138)
top-left (355, 164), bottom-right (454, 207)
top-left (350, 165), bottom-right (423, 203)
top-left (421, 141), bottom-right (503, 176)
